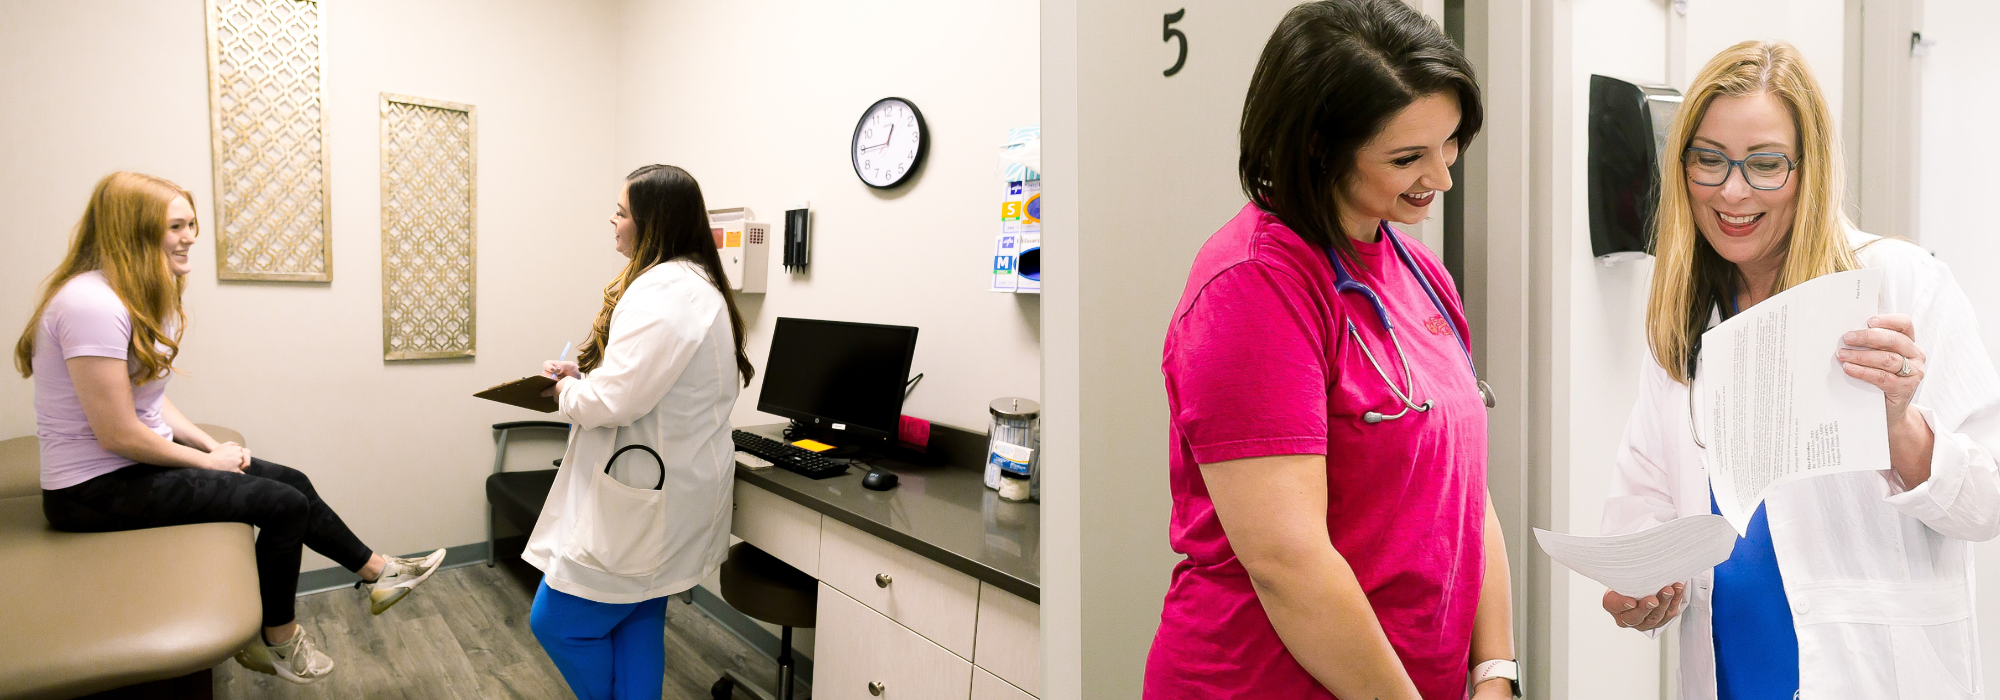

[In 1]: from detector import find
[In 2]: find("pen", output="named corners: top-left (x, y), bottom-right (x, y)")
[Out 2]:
top-left (548, 342), bottom-right (573, 379)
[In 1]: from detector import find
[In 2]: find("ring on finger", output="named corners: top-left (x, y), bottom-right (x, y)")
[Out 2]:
top-left (1897, 354), bottom-right (1914, 377)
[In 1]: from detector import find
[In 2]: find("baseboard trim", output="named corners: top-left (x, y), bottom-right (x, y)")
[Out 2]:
top-left (294, 542), bottom-right (490, 596)
top-left (293, 541), bottom-right (814, 686)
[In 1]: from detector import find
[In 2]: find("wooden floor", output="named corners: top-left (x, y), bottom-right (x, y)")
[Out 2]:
top-left (212, 557), bottom-right (801, 700)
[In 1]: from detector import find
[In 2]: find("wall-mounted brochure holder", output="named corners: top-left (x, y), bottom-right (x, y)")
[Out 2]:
top-left (992, 125), bottom-right (1040, 294)
top-left (708, 207), bottom-right (769, 293)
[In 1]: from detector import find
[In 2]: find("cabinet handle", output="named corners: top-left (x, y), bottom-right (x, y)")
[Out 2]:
top-left (875, 573), bottom-right (893, 588)
top-left (869, 680), bottom-right (886, 696)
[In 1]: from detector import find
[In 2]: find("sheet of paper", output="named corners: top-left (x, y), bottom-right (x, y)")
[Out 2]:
top-left (1534, 515), bottom-right (1739, 597)
top-left (1696, 267), bottom-right (1890, 534)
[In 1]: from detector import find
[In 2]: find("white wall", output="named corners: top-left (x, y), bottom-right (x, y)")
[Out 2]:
top-left (1558, 2), bottom-right (1671, 695)
top-left (0, 0), bottom-right (621, 571)
top-left (610, 0), bottom-right (1040, 664)
top-left (1918, 0), bottom-right (2000, 687)
top-left (613, 0), bottom-right (1042, 436)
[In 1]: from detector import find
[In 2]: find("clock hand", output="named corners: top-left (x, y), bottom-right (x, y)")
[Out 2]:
top-left (860, 124), bottom-right (896, 153)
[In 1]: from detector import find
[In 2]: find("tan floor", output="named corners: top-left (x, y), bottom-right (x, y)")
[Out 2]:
top-left (212, 558), bottom-right (799, 700)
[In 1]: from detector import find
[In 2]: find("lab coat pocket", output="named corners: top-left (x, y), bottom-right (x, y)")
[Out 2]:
top-left (1890, 620), bottom-right (1981, 698)
top-left (1795, 579), bottom-right (1978, 698)
top-left (570, 444), bottom-right (672, 577)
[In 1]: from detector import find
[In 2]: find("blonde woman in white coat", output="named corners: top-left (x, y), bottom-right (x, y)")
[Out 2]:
top-left (524, 165), bottom-right (756, 700)
top-left (1600, 42), bottom-right (2000, 700)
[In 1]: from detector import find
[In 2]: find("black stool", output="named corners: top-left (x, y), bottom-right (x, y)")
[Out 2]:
top-left (710, 542), bottom-right (817, 700)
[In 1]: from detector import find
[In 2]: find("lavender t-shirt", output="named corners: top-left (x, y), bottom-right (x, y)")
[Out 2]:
top-left (33, 271), bottom-right (173, 489)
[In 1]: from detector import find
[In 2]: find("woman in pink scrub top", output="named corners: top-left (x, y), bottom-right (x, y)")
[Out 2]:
top-left (1143, 2), bottom-right (1518, 699)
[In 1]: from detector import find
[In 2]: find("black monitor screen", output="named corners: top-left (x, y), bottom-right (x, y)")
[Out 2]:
top-left (756, 318), bottom-right (918, 438)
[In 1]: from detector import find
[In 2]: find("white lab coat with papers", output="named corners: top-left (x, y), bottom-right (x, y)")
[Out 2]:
top-left (526, 260), bottom-right (740, 604)
top-left (1603, 230), bottom-right (2000, 700)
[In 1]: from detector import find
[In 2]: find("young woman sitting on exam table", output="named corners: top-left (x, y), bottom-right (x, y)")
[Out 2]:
top-left (1599, 41), bottom-right (2000, 700)
top-left (524, 164), bottom-right (755, 700)
top-left (1144, 2), bottom-right (1517, 699)
top-left (17, 172), bottom-right (446, 684)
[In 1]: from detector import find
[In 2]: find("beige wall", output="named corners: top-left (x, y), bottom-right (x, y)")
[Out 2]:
top-left (0, 0), bottom-right (621, 571)
top-left (1042, 2), bottom-right (1312, 696)
top-left (613, 0), bottom-right (1041, 662)
top-left (614, 0), bottom-right (1043, 435)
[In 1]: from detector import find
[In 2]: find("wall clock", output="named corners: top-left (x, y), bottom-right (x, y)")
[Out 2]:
top-left (851, 97), bottom-right (928, 189)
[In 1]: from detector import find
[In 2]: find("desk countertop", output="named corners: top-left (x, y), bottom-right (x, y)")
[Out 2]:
top-left (734, 424), bottom-right (1039, 603)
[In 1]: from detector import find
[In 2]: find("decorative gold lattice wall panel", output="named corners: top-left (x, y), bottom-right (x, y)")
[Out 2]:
top-left (204, 0), bottom-right (333, 282)
top-left (380, 94), bottom-right (478, 361)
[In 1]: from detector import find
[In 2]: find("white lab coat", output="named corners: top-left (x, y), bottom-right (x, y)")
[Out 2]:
top-left (1603, 230), bottom-right (2000, 700)
top-left (524, 260), bottom-right (740, 604)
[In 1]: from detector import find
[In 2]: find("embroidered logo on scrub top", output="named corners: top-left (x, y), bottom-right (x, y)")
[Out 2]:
top-left (1423, 316), bottom-right (1452, 336)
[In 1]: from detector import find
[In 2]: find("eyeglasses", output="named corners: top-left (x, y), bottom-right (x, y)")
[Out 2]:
top-left (1683, 147), bottom-right (1795, 190)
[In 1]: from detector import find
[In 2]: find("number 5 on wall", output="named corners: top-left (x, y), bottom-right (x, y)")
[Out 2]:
top-left (1163, 9), bottom-right (1187, 77)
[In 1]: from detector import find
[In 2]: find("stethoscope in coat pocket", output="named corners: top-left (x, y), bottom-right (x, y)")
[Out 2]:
top-left (606, 444), bottom-right (666, 490)
top-left (1326, 223), bottom-right (1497, 424)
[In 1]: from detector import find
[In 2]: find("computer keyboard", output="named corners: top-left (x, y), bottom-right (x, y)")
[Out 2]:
top-left (733, 430), bottom-right (850, 479)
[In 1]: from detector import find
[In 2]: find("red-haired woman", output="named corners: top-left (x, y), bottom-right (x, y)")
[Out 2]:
top-left (16, 172), bottom-right (444, 684)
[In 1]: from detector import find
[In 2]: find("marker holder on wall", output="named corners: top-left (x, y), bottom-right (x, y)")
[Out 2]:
top-left (783, 205), bottom-right (811, 272)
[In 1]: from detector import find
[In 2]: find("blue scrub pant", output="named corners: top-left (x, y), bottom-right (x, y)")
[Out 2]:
top-left (529, 580), bottom-right (669, 700)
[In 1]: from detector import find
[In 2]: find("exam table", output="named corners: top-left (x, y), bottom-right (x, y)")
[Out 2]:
top-left (0, 428), bottom-right (260, 700)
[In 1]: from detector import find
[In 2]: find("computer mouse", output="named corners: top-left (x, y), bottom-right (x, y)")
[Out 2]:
top-left (861, 469), bottom-right (899, 491)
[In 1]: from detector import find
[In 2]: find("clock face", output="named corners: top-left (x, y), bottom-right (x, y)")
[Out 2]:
top-left (851, 97), bottom-right (927, 189)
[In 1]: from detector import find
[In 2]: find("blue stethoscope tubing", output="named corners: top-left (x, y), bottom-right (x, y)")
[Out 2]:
top-left (1325, 222), bottom-right (1497, 424)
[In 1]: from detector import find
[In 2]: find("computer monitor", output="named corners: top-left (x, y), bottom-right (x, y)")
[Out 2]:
top-left (757, 318), bottom-right (919, 440)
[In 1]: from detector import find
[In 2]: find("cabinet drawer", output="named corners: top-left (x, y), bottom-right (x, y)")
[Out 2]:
top-left (973, 667), bottom-right (1035, 700)
top-left (819, 517), bottom-right (980, 658)
top-left (730, 481), bottom-right (821, 577)
top-left (973, 583), bottom-right (1040, 696)
top-left (812, 583), bottom-right (973, 700)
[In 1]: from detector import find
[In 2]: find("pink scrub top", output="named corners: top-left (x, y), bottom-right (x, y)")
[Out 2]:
top-left (1144, 203), bottom-right (1489, 700)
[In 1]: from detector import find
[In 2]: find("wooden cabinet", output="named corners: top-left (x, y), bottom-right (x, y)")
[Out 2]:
top-left (818, 517), bottom-right (981, 658)
top-left (972, 583), bottom-right (1040, 696)
top-left (730, 479), bottom-right (1039, 698)
top-left (730, 481), bottom-right (822, 576)
top-left (810, 583), bottom-right (973, 700)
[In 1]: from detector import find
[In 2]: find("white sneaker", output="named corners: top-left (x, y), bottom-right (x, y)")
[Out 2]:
top-left (232, 638), bottom-right (275, 676)
top-left (360, 548), bottom-right (446, 615)
top-left (259, 624), bottom-right (335, 684)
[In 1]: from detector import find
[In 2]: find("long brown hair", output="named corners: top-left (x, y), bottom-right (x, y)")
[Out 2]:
top-left (576, 165), bottom-right (754, 385)
top-left (1239, 0), bottom-right (1482, 261)
top-left (1646, 41), bottom-right (1855, 384)
top-left (16, 172), bottom-right (194, 385)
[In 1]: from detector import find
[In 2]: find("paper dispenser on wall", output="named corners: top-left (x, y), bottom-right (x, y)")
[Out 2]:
top-left (708, 207), bottom-right (768, 293)
top-left (1588, 75), bottom-right (1681, 261)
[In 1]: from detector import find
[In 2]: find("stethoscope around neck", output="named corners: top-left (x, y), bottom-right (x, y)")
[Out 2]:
top-left (1326, 223), bottom-right (1496, 424)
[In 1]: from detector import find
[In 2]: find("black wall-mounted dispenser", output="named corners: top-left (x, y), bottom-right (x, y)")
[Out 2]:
top-left (1588, 75), bottom-right (1682, 259)
top-left (783, 206), bottom-right (811, 272)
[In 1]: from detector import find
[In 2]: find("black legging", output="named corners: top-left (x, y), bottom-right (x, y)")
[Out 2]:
top-left (42, 458), bottom-right (374, 628)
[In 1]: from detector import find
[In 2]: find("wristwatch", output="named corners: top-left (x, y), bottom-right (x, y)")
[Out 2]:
top-left (1472, 659), bottom-right (1521, 698)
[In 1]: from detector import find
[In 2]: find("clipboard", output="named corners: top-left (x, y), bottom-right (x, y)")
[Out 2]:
top-left (474, 375), bottom-right (560, 413)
